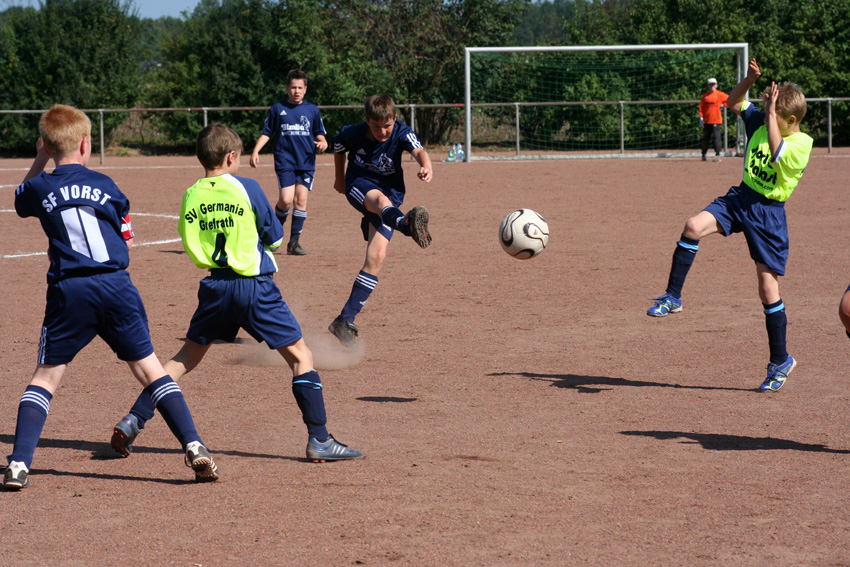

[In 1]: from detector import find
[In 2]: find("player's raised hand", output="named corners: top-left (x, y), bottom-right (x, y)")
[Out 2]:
top-left (764, 81), bottom-right (779, 113)
top-left (417, 166), bottom-right (432, 183)
top-left (748, 58), bottom-right (761, 79)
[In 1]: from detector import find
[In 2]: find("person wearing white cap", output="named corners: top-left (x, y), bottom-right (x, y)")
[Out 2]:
top-left (699, 77), bottom-right (729, 161)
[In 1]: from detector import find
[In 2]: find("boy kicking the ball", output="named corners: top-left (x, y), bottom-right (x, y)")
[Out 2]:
top-left (328, 94), bottom-right (433, 346)
top-left (646, 58), bottom-right (813, 392)
top-left (5, 104), bottom-right (219, 490)
top-left (110, 123), bottom-right (363, 463)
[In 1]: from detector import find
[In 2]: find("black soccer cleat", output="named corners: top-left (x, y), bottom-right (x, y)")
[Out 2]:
top-left (404, 206), bottom-right (431, 249)
top-left (328, 316), bottom-right (358, 347)
top-left (287, 237), bottom-right (307, 256)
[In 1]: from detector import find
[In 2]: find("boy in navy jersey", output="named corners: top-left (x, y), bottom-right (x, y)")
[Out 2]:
top-left (4, 104), bottom-right (219, 490)
top-left (250, 69), bottom-right (327, 255)
top-left (328, 94), bottom-right (432, 346)
top-left (110, 123), bottom-right (363, 464)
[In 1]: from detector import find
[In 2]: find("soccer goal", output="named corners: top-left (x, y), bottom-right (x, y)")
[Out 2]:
top-left (463, 43), bottom-right (748, 160)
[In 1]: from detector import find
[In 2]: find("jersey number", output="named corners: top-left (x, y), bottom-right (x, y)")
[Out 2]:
top-left (60, 206), bottom-right (109, 262)
top-left (212, 232), bottom-right (229, 267)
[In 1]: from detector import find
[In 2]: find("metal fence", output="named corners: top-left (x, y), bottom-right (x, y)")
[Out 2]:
top-left (2, 97), bottom-right (847, 163)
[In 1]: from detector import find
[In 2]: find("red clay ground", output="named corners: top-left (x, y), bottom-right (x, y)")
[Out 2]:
top-left (1, 149), bottom-right (849, 566)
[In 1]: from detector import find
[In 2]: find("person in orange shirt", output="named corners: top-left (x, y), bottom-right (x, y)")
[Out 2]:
top-left (699, 78), bottom-right (729, 162)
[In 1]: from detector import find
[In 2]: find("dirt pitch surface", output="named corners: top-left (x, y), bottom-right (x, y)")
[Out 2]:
top-left (1, 149), bottom-right (849, 566)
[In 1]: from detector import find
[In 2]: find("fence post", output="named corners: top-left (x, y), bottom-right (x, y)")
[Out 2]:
top-left (619, 101), bottom-right (625, 155)
top-left (828, 98), bottom-right (833, 154)
top-left (722, 106), bottom-right (728, 155)
top-left (515, 103), bottom-right (521, 157)
top-left (409, 104), bottom-right (415, 132)
top-left (203, 108), bottom-right (208, 128)
top-left (99, 109), bottom-right (105, 165)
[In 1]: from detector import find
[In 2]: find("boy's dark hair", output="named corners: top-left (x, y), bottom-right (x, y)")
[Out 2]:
top-left (287, 68), bottom-right (308, 86)
top-left (196, 123), bottom-right (243, 170)
top-left (39, 104), bottom-right (91, 158)
top-left (364, 94), bottom-right (396, 121)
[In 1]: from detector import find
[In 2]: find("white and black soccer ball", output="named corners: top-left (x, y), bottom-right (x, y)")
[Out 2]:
top-left (499, 209), bottom-right (549, 259)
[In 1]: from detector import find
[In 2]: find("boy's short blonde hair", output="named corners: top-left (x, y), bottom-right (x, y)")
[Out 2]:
top-left (39, 104), bottom-right (91, 158)
top-left (196, 123), bottom-right (243, 170)
top-left (763, 82), bottom-right (807, 123)
top-left (365, 94), bottom-right (396, 121)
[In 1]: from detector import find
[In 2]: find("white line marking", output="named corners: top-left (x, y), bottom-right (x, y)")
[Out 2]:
top-left (1, 237), bottom-right (182, 259)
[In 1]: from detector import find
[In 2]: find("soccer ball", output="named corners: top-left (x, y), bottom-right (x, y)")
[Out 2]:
top-left (499, 209), bottom-right (549, 259)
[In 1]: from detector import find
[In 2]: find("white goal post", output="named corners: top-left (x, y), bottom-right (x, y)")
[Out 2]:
top-left (463, 43), bottom-right (749, 160)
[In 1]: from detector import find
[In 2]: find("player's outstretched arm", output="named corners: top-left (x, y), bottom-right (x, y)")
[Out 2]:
top-left (22, 138), bottom-right (51, 183)
top-left (727, 58), bottom-right (761, 116)
top-left (250, 134), bottom-right (270, 168)
top-left (412, 147), bottom-right (432, 183)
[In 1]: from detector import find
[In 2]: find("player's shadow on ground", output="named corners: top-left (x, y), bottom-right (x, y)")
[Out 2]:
top-left (357, 396), bottom-right (417, 403)
top-left (489, 371), bottom-right (752, 393)
top-left (0, 434), bottom-right (301, 462)
top-left (621, 430), bottom-right (850, 454)
top-left (0, 467), bottom-right (196, 486)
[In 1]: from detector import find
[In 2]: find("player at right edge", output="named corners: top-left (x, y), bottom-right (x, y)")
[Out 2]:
top-left (646, 58), bottom-right (813, 392)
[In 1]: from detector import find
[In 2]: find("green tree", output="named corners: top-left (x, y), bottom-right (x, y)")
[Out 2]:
top-left (0, 0), bottom-right (144, 153)
top-left (564, 0), bottom-right (850, 144)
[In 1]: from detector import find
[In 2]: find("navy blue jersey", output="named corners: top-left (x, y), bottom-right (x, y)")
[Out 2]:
top-left (261, 100), bottom-right (326, 171)
top-left (15, 164), bottom-right (132, 284)
top-left (333, 120), bottom-right (423, 203)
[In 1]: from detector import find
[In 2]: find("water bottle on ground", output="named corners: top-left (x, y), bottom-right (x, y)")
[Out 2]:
top-left (456, 143), bottom-right (464, 162)
top-left (447, 144), bottom-right (456, 162)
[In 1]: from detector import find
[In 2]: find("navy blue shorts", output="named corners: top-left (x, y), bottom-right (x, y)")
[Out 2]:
top-left (704, 184), bottom-right (789, 275)
top-left (39, 270), bottom-right (155, 365)
top-left (345, 178), bottom-right (404, 242)
top-left (186, 270), bottom-right (302, 349)
top-left (275, 168), bottom-right (315, 191)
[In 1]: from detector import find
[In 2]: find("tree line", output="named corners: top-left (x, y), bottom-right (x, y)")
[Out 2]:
top-left (1, 0), bottom-right (848, 154)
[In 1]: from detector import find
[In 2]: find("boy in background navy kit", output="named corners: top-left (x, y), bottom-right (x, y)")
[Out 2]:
top-left (647, 59), bottom-right (813, 392)
top-left (4, 104), bottom-right (219, 490)
top-left (250, 68), bottom-right (327, 256)
top-left (328, 94), bottom-right (433, 346)
top-left (111, 123), bottom-right (363, 463)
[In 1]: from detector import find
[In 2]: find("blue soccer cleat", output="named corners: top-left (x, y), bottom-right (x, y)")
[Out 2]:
top-left (759, 355), bottom-right (796, 392)
top-left (647, 293), bottom-right (682, 317)
top-left (306, 435), bottom-right (364, 463)
top-left (111, 413), bottom-right (140, 457)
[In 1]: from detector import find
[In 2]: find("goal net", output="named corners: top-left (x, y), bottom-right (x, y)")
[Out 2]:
top-left (463, 44), bottom-right (748, 160)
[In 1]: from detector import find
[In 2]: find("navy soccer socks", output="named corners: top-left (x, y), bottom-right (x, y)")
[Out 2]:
top-left (665, 235), bottom-right (699, 298)
top-left (145, 376), bottom-right (202, 448)
top-left (128, 389), bottom-right (157, 429)
top-left (380, 206), bottom-right (411, 236)
top-left (291, 370), bottom-right (329, 442)
top-left (763, 300), bottom-right (788, 365)
top-left (8, 385), bottom-right (52, 469)
top-left (290, 209), bottom-right (307, 243)
top-left (275, 207), bottom-right (289, 231)
top-left (340, 270), bottom-right (378, 322)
